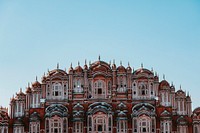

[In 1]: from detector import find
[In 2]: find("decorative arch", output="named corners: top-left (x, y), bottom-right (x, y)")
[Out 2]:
top-left (45, 104), bottom-right (68, 133)
top-left (87, 102), bottom-right (113, 133)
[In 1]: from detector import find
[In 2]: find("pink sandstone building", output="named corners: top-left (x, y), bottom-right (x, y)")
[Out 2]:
top-left (0, 58), bottom-right (200, 133)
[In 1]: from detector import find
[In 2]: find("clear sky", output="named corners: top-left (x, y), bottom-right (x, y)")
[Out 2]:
top-left (0, 1), bottom-right (200, 109)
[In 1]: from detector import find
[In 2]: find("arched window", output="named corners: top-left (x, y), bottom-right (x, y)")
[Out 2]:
top-left (14, 101), bottom-right (25, 117)
top-left (133, 115), bottom-right (151, 133)
top-left (117, 120), bottom-right (127, 133)
top-left (73, 122), bottom-right (83, 133)
top-left (13, 126), bottom-right (24, 133)
top-left (161, 120), bottom-right (171, 133)
top-left (30, 122), bottom-right (40, 133)
top-left (73, 79), bottom-right (83, 93)
top-left (93, 80), bottom-right (106, 99)
top-left (52, 83), bottom-right (62, 99)
top-left (46, 116), bottom-right (67, 133)
top-left (88, 113), bottom-right (112, 133)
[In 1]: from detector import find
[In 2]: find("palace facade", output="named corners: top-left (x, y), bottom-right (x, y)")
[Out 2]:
top-left (0, 58), bottom-right (200, 133)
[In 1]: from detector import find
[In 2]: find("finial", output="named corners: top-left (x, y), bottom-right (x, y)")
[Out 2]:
top-left (36, 76), bottom-right (38, 81)
top-left (171, 81), bottom-right (173, 86)
top-left (155, 71), bottom-right (157, 76)
top-left (141, 63), bottom-right (143, 68)
top-left (44, 72), bottom-right (45, 76)
top-left (109, 60), bottom-right (111, 65)
top-left (180, 85), bottom-right (182, 90)
top-left (85, 59), bottom-right (87, 65)
top-left (151, 67), bottom-right (153, 72)
top-left (163, 74), bottom-right (165, 80)
top-left (89, 61), bottom-right (91, 66)
top-left (120, 61), bottom-right (122, 66)
top-left (70, 62), bottom-right (72, 68)
top-left (98, 55), bottom-right (101, 61)
top-left (128, 62), bottom-right (130, 67)
top-left (48, 68), bottom-right (50, 73)
top-left (64, 68), bottom-right (66, 72)
top-left (57, 63), bottom-right (59, 69)
top-left (20, 88), bottom-right (22, 93)
top-left (113, 59), bottom-right (115, 64)
top-left (28, 82), bottom-right (30, 87)
top-left (78, 61), bottom-right (80, 66)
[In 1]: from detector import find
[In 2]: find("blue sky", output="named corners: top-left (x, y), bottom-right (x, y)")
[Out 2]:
top-left (0, 1), bottom-right (200, 109)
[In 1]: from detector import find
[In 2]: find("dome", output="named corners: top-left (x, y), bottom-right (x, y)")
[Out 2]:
top-left (193, 107), bottom-right (200, 115)
top-left (159, 80), bottom-right (170, 90)
top-left (32, 81), bottom-right (41, 88)
top-left (134, 68), bottom-right (153, 75)
top-left (117, 65), bottom-right (126, 73)
top-left (84, 64), bottom-right (88, 70)
top-left (112, 63), bottom-right (116, 70)
top-left (74, 65), bottom-right (83, 73)
top-left (25, 86), bottom-right (32, 93)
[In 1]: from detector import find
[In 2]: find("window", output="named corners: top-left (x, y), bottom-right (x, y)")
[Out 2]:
top-left (46, 117), bottom-right (67, 133)
top-left (88, 113), bottom-right (112, 133)
top-left (31, 93), bottom-right (40, 108)
top-left (73, 122), bottom-right (83, 133)
top-left (52, 83), bottom-right (62, 99)
top-left (161, 120), bottom-right (171, 133)
top-left (93, 80), bottom-right (106, 99)
top-left (117, 78), bottom-right (127, 93)
top-left (14, 126), bottom-right (24, 133)
top-left (0, 127), bottom-right (8, 133)
top-left (117, 120), bottom-right (127, 133)
top-left (15, 102), bottom-right (24, 117)
top-left (73, 79), bottom-right (83, 93)
top-left (30, 122), bottom-right (40, 133)
top-left (137, 115), bottom-right (151, 133)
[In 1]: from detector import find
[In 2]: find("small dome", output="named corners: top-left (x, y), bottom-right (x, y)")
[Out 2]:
top-left (112, 63), bottom-right (116, 70)
top-left (74, 65), bottom-right (83, 73)
top-left (25, 86), bottom-right (32, 93)
top-left (84, 64), bottom-right (88, 70)
top-left (126, 64), bottom-right (132, 72)
top-left (159, 80), bottom-right (170, 90)
top-left (117, 65), bottom-right (126, 73)
top-left (32, 81), bottom-right (41, 88)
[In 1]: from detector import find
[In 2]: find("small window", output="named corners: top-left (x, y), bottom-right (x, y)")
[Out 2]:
top-left (143, 128), bottom-right (146, 132)
top-left (98, 89), bottom-right (102, 94)
top-left (98, 125), bottom-right (102, 131)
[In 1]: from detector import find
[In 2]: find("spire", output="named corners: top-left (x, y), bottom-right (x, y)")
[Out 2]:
top-left (57, 63), bottom-right (59, 69)
top-left (89, 61), bottom-right (91, 66)
top-left (141, 63), bottom-right (143, 68)
top-left (151, 67), bottom-right (153, 72)
top-left (128, 62), bottom-right (130, 67)
top-left (120, 61), bottom-right (122, 66)
top-left (113, 59), bottom-right (115, 64)
top-left (85, 59), bottom-right (87, 65)
top-left (155, 71), bottom-right (157, 76)
top-left (70, 62), bottom-right (72, 68)
top-left (171, 81), bottom-right (173, 86)
top-left (98, 55), bottom-right (101, 61)
top-left (20, 88), bottom-right (22, 93)
top-left (78, 61), bottom-right (80, 66)
top-left (163, 74), bottom-right (165, 80)
top-left (36, 76), bottom-right (38, 81)
top-left (180, 85), bottom-right (182, 90)
top-left (28, 82), bottom-right (30, 87)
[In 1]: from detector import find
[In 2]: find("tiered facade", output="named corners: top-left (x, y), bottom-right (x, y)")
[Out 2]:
top-left (0, 59), bottom-right (200, 133)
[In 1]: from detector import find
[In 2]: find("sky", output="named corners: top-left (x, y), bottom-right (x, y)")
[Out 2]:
top-left (0, 1), bottom-right (200, 110)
